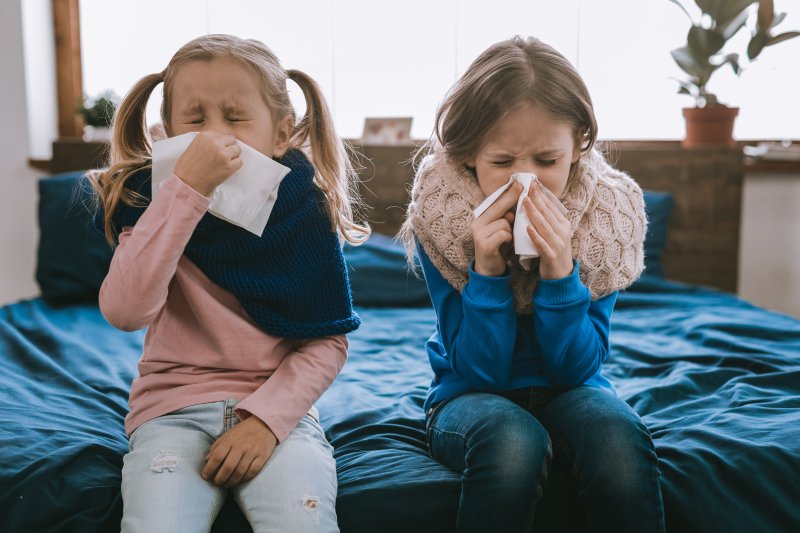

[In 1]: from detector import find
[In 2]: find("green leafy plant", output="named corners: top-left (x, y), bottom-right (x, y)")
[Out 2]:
top-left (669, 0), bottom-right (799, 106)
top-left (78, 90), bottom-right (119, 128)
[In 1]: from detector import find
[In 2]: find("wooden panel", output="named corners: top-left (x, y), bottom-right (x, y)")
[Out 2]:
top-left (348, 140), bottom-right (744, 294)
top-left (606, 141), bottom-right (743, 293)
top-left (52, 0), bottom-right (83, 138)
top-left (51, 139), bottom-right (109, 173)
top-left (351, 144), bottom-right (419, 236)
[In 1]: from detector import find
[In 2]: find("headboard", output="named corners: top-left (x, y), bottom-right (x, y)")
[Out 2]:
top-left (348, 141), bottom-right (744, 294)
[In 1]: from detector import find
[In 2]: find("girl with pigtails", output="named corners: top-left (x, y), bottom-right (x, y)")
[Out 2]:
top-left (90, 34), bottom-right (367, 533)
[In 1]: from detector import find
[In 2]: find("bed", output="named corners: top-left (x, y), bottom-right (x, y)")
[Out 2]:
top-left (1, 143), bottom-right (799, 532)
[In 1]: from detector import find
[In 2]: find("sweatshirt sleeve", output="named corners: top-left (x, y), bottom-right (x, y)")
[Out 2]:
top-left (417, 242), bottom-right (518, 390)
top-left (98, 175), bottom-right (210, 331)
top-left (235, 335), bottom-right (348, 442)
top-left (532, 261), bottom-right (617, 387)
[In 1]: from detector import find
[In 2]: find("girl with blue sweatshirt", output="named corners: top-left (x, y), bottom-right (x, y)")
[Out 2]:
top-left (402, 36), bottom-right (665, 532)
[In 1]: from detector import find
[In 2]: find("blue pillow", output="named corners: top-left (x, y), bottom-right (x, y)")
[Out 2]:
top-left (35, 172), bottom-right (430, 308)
top-left (343, 233), bottom-right (430, 307)
top-left (36, 171), bottom-right (113, 305)
top-left (642, 189), bottom-right (674, 278)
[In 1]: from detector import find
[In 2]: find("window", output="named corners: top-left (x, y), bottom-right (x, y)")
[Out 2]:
top-left (72, 0), bottom-right (800, 141)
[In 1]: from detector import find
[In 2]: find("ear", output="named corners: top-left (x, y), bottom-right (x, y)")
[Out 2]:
top-left (271, 116), bottom-right (293, 158)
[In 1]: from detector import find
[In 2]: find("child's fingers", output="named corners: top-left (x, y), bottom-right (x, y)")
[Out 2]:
top-left (530, 186), bottom-right (569, 239)
top-left (533, 182), bottom-right (569, 229)
top-left (477, 219), bottom-right (513, 251)
top-left (213, 448), bottom-right (244, 486)
top-left (484, 229), bottom-right (513, 254)
top-left (481, 218), bottom-right (513, 237)
top-left (226, 142), bottom-right (242, 160)
top-left (202, 442), bottom-right (229, 480)
top-left (206, 438), bottom-right (219, 458)
top-left (524, 197), bottom-right (556, 243)
top-left (526, 224), bottom-right (553, 257)
top-left (479, 181), bottom-right (523, 222)
top-left (242, 454), bottom-right (269, 483)
top-left (223, 454), bottom-right (256, 488)
top-left (540, 192), bottom-right (569, 230)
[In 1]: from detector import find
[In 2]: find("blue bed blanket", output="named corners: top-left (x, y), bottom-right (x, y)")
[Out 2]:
top-left (1, 277), bottom-right (799, 532)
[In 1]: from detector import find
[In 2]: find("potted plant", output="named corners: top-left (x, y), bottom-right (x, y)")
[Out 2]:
top-left (669, 0), bottom-right (799, 146)
top-left (78, 90), bottom-right (119, 142)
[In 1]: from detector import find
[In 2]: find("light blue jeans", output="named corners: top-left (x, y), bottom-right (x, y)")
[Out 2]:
top-left (121, 399), bottom-right (339, 533)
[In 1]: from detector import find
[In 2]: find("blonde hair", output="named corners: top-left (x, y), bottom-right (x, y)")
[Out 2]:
top-left (90, 34), bottom-right (369, 246)
top-left (402, 35), bottom-right (598, 253)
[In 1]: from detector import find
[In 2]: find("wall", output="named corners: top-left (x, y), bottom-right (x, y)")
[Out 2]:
top-left (22, 0), bottom-right (58, 160)
top-left (0, 0), bottom-right (40, 305)
top-left (739, 172), bottom-right (800, 318)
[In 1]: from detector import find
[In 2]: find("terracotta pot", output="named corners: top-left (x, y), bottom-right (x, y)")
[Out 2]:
top-left (682, 105), bottom-right (739, 147)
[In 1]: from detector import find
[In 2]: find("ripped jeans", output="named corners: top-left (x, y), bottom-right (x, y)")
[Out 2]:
top-left (121, 399), bottom-right (339, 533)
top-left (426, 388), bottom-right (665, 533)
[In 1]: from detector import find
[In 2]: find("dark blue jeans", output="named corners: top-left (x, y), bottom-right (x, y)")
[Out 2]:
top-left (426, 387), bottom-right (665, 533)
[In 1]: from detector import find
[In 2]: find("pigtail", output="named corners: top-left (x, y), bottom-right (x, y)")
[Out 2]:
top-left (88, 72), bottom-right (163, 246)
top-left (286, 69), bottom-right (370, 245)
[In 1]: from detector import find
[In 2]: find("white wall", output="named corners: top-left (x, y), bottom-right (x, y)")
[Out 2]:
top-left (0, 0), bottom-right (40, 305)
top-left (739, 173), bottom-right (800, 318)
top-left (76, 0), bottom-right (800, 141)
top-left (22, 0), bottom-right (58, 160)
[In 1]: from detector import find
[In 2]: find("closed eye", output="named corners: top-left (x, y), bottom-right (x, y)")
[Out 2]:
top-left (491, 160), bottom-right (513, 167)
top-left (537, 159), bottom-right (558, 166)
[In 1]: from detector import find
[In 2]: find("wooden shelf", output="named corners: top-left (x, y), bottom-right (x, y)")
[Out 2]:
top-left (743, 158), bottom-right (800, 174)
top-left (50, 138), bottom-right (109, 174)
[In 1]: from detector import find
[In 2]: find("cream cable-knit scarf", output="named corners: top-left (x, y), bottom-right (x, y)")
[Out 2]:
top-left (407, 148), bottom-right (647, 313)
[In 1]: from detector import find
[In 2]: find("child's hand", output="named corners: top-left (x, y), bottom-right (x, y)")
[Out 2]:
top-left (201, 415), bottom-right (277, 488)
top-left (173, 131), bottom-right (243, 197)
top-left (472, 181), bottom-right (523, 277)
top-left (523, 180), bottom-right (573, 280)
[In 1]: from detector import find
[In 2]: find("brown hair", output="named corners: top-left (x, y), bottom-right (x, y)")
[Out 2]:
top-left (419, 35), bottom-right (597, 173)
top-left (402, 35), bottom-right (598, 257)
top-left (90, 34), bottom-right (369, 245)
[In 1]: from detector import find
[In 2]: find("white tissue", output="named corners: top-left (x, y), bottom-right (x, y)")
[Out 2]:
top-left (473, 173), bottom-right (568, 270)
top-left (151, 132), bottom-right (291, 236)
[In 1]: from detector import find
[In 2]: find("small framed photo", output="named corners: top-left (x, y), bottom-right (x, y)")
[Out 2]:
top-left (362, 117), bottom-right (413, 145)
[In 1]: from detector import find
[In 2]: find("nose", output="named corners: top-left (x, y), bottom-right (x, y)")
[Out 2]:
top-left (512, 162), bottom-right (537, 177)
top-left (202, 117), bottom-right (233, 136)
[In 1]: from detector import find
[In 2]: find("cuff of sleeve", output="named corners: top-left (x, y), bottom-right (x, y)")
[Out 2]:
top-left (465, 260), bottom-right (513, 303)
top-left (235, 403), bottom-right (291, 443)
top-left (534, 260), bottom-right (588, 305)
top-left (164, 173), bottom-right (212, 210)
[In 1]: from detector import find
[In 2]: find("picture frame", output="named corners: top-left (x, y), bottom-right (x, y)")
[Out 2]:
top-left (362, 117), bottom-right (413, 145)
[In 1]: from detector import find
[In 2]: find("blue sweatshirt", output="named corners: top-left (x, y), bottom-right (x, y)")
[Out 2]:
top-left (417, 244), bottom-right (617, 413)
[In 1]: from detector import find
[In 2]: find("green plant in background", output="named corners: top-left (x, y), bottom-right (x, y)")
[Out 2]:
top-left (78, 90), bottom-right (120, 128)
top-left (669, 0), bottom-right (800, 106)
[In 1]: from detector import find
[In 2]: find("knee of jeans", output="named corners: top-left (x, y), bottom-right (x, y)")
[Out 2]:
top-left (468, 410), bottom-right (551, 482)
top-left (583, 415), bottom-right (656, 495)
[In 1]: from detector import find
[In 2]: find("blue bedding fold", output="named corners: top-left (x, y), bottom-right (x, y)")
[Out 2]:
top-left (0, 301), bottom-right (141, 532)
top-left (1, 276), bottom-right (799, 532)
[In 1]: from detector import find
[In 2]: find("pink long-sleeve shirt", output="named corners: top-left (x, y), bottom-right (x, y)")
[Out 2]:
top-left (99, 174), bottom-right (348, 442)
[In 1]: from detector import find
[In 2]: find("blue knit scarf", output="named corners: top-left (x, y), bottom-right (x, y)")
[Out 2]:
top-left (94, 149), bottom-right (360, 339)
